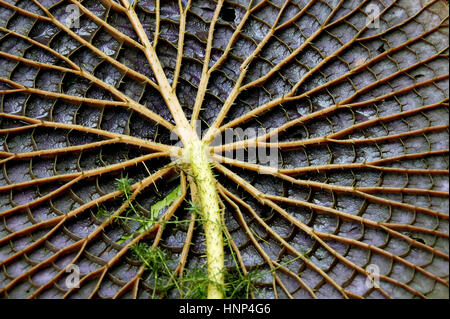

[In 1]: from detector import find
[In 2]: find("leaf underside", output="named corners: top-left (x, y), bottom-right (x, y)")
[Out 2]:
top-left (0, 0), bottom-right (448, 299)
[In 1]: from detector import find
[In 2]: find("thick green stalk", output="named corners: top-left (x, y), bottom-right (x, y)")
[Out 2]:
top-left (186, 140), bottom-right (224, 299)
top-left (121, 0), bottom-right (225, 298)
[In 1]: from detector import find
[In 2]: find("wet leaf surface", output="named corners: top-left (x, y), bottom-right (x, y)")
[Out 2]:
top-left (0, 0), bottom-right (448, 299)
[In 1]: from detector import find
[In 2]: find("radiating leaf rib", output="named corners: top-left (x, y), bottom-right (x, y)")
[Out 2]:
top-left (0, 0), bottom-right (448, 299)
top-left (210, 97), bottom-right (448, 155)
top-left (211, 71), bottom-right (448, 146)
top-left (204, 15), bottom-right (448, 143)
top-left (190, 0), bottom-right (224, 127)
top-left (66, 0), bottom-right (144, 50)
top-left (1, 77), bottom-right (125, 106)
top-left (219, 185), bottom-right (317, 298)
top-left (207, 0), bottom-right (260, 74)
top-left (278, 163), bottom-right (449, 176)
top-left (213, 157), bottom-right (449, 220)
top-left (0, 154), bottom-right (172, 218)
top-left (0, 151), bottom-right (170, 193)
top-left (171, 0), bottom-right (192, 91)
top-left (213, 162), bottom-right (448, 292)
top-left (213, 125), bottom-right (448, 152)
top-left (202, 0), bottom-right (299, 142)
top-left (0, 165), bottom-right (173, 296)
top-left (216, 159), bottom-right (446, 240)
top-left (62, 172), bottom-right (186, 299)
top-left (216, 182), bottom-right (353, 299)
top-left (0, 25), bottom-right (167, 126)
top-left (28, 0), bottom-right (159, 89)
top-left (0, 113), bottom-right (175, 152)
top-left (119, 0), bottom-right (196, 143)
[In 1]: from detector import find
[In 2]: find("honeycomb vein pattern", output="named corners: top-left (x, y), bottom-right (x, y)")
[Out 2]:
top-left (0, 0), bottom-right (448, 299)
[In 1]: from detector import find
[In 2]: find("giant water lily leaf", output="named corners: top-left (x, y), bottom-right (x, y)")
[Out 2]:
top-left (0, 0), bottom-right (448, 299)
